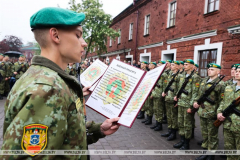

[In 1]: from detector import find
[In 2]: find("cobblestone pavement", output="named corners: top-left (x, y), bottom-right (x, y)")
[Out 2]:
top-left (0, 98), bottom-right (225, 160)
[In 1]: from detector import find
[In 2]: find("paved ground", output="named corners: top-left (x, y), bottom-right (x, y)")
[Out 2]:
top-left (0, 98), bottom-right (225, 160)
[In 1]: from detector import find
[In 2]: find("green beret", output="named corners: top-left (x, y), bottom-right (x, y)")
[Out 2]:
top-left (141, 61), bottom-right (148, 64)
top-left (236, 65), bottom-right (240, 70)
top-left (195, 64), bottom-right (199, 68)
top-left (172, 61), bottom-right (180, 65)
top-left (231, 64), bottom-right (239, 69)
top-left (150, 62), bottom-right (157, 66)
top-left (30, 7), bottom-right (86, 29)
top-left (158, 61), bottom-right (166, 64)
top-left (166, 60), bottom-right (172, 63)
top-left (207, 63), bottom-right (221, 69)
top-left (19, 55), bottom-right (25, 58)
top-left (179, 61), bottom-right (184, 65)
top-left (184, 59), bottom-right (194, 65)
top-left (0, 53), bottom-right (4, 57)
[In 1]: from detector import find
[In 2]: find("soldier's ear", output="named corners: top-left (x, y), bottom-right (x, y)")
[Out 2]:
top-left (49, 28), bottom-right (60, 44)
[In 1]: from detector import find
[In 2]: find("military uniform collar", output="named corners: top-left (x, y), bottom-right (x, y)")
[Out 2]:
top-left (32, 56), bottom-right (83, 97)
top-left (206, 76), bottom-right (220, 84)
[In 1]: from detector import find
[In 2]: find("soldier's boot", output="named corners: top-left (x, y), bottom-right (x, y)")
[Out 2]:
top-left (179, 138), bottom-right (190, 150)
top-left (145, 116), bottom-right (152, 125)
top-left (173, 136), bottom-right (185, 148)
top-left (141, 116), bottom-right (148, 123)
top-left (137, 111), bottom-right (145, 119)
top-left (167, 129), bottom-right (177, 141)
top-left (161, 128), bottom-right (171, 137)
top-left (191, 128), bottom-right (195, 139)
top-left (150, 121), bottom-right (158, 129)
top-left (206, 155), bottom-right (214, 160)
top-left (154, 123), bottom-right (162, 131)
top-left (0, 94), bottom-right (3, 100)
top-left (197, 140), bottom-right (203, 146)
top-left (162, 114), bottom-right (167, 124)
top-left (195, 155), bottom-right (208, 160)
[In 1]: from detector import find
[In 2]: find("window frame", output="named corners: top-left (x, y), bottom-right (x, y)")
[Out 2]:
top-left (129, 23), bottom-right (133, 40)
top-left (118, 29), bottom-right (121, 44)
top-left (109, 37), bottom-right (112, 47)
top-left (167, 1), bottom-right (177, 28)
top-left (144, 15), bottom-right (150, 36)
top-left (204, 0), bottom-right (220, 14)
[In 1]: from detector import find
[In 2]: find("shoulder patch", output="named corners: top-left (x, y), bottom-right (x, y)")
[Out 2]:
top-left (21, 124), bottom-right (48, 156)
top-left (195, 83), bottom-right (200, 87)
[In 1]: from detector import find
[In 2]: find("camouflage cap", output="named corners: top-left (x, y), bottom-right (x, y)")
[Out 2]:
top-left (141, 61), bottom-right (148, 64)
top-left (150, 62), bottom-right (157, 66)
top-left (207, 63), bottom-right (221, 69)
top-left (166, 60), bottom-right (172, 63)
top-left (195, 64), bottom-right (199, 68)
top-left (184, 59), bottom-right (194, 65)
top-left (172, 61), bottom-right (180, 65)
top-left (231, 64), bottom-right (239, 69)
top-left (30, 7), bottom-right (86, 30)
top-left (158, 61), bottom-right (166, 64)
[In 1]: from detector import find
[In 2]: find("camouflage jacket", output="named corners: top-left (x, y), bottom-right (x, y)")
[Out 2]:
top-left (195, 77), bottom-right (225, 119)
top-left (162, 69), bottom-right (171, 90)
top-left (177, 72), bottom-right (201, 107)
top-left (12, 61), bottom-right (27, 79)
top-left (65, 64), bottom-right (77, 77)
top-left (1, 56), bottom-right (105, 160)
top-left (225, 78), bottom-right (236, 86)
top-left (4, 62), bottom-right (12, 78)
top-left (165, 71), bottom-right (179, 103)
top-left (217, 84), bottom-right (240, 133)
top-left (0, 61), bottom-right (6, 78)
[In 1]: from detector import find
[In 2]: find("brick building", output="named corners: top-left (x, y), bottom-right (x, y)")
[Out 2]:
top-left (85, 0), bottom-right (240, 79)
top-left (20, 43), bottom-right (39, 62)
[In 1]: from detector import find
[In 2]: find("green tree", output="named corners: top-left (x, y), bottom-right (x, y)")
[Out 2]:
top-left (34, 42), bottom-right (41, 55)
top-left (68, 0), bottom-right (119, 59)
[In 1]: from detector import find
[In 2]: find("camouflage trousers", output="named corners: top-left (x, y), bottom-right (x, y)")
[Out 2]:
top-left (4, 79), bottom-right (10, 94)
top-left (0, 79), bottom-right (5, 95)
top-left (146, 97), bottom-right (154, 116)
top-left (178, 105), bottom-right (194, 139)
top-left (141, 96), bottom-right (149, 112)
top-left (153, 98), bottom-right (164, 123)
top-left (165, 101), bottom-right (178, 129)
top-left (224, 128), bottom-right (240, 160)
top-left (200, 117), bottom-right (218, 150)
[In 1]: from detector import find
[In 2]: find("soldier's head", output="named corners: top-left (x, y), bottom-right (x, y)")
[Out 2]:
top-left (194, 64), bottom-right (199, 71)
top-left (149, 62), bottom-right (156, 70)
top-left (141, 61), bottom-right (148, 69)
top-left (0, 53), bottom-right (4, 61)
top-left (207, 63), bottom-right (221, 77)
top-left (69, 63), bottom-right (73, 66)
top-left (235, 66), bottom-right (240, 81)
top-left (179, 61), bottom-right (184, 70)
top-left (31, 7), bottom-right (87, 64)
top-left (183, 59), bottom-right (194, 72)
top-left (158, 60), bottom-right (165, 67)
top-left (19, 55), bottom-right (25, 62)
top-left (165, 60), bottom-right (172, 69)
top-left (171, 61), bottom-right (180, 72)
top-left (231, 64), bottom-right (239, 77)
top-left (3, 55), bottom-right (9, 62)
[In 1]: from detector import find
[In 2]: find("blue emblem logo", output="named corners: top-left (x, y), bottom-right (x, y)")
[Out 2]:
top-left (30, 135), bottom-right (40, 145)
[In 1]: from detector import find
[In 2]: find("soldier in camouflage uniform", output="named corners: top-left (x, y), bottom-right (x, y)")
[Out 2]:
top-left (66, 63), bottom-right (77, 77)
top-left (23, 55), bottom-right (30, 70)
top-left (162, 60), bottom-right (172, 124)
top-left (3, 55), bottom-right (12, 96)
top-left (193, 63), bottom-right (225, 160)
top-left (142, 62), bottom-right (156, 125)
top-left (179, 61), bottom-right (184, 74)
top-left (149, 61), bottom-right (166, 131)
top-left (1, 7), bottom-right (120, 160)
top-left (12, 55), bottom-right (28, 81)
top-left (225, 64), bottom-right (239, 86)
top-left (173, 59), bottom-right (201, 150)
top-left (217, 65), bottom-right (240, 160)
top-left (0, 53), bottom-right (7, 100)
top-left (137, 61), bottom-right (148, 119)
top-left (161, 61), bottom-right (180, 141)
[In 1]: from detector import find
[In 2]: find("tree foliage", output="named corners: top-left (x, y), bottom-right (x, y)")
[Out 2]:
top-left (0, 35), bottom-right (23, 53)
top-left (68, 0), bottom-right (119, 59)
top-left (34, 42), bottom-right (41, 55)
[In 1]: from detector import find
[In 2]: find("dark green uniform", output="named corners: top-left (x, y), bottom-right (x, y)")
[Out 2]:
top-left (12, 61), bottom-right (28, 80)
top-left (0, 61), bottom-right (6, 98)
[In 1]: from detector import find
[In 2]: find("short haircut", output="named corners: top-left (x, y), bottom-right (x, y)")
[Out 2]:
top-left (33, 29), bottom-right (49, 48)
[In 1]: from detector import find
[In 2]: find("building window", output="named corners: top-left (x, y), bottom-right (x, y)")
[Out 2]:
top-left (129, 23), bottom-right (133, 40)
top-left (118, 29), bottom-right (121, 44)
top-left (109, 38), bottom-right (112, 46)
top-left (198, 49), bottom-right (217, 77)
top-left (207, 0), bottom-right (219, 13)
top-left (144, 15), bottom-right (150, 35)
top-left (168, 1), bottom-right (177, 27)
top-left (93, 47), bottom-right (95, 52)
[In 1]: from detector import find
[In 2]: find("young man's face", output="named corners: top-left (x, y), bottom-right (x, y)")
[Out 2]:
top-left (208, 68), bottom-right (219, 77)
top-left (231, 67), bottom-right (236, 77)
top-left (235, 69), bottom-right (240, 80)
top-left (171, 63), bottom-right (178, 71)
top-left (149, 64), bottom-right (155, 69)
top-left (184, 63), bottom-right (192, 72)
top-left (58, 26), bottom-right (87, 63)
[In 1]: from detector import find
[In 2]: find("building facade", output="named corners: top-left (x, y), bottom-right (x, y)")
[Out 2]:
top-left (86, 0), bottom-right (240, 79)
top-left (20, 43), bottom-right (39, 62)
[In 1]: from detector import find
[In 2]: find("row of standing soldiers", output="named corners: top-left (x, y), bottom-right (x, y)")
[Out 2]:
top-left (0, 54), bottom-right (29, 100)
top-left (137, 59), bottom-right (240, 160)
